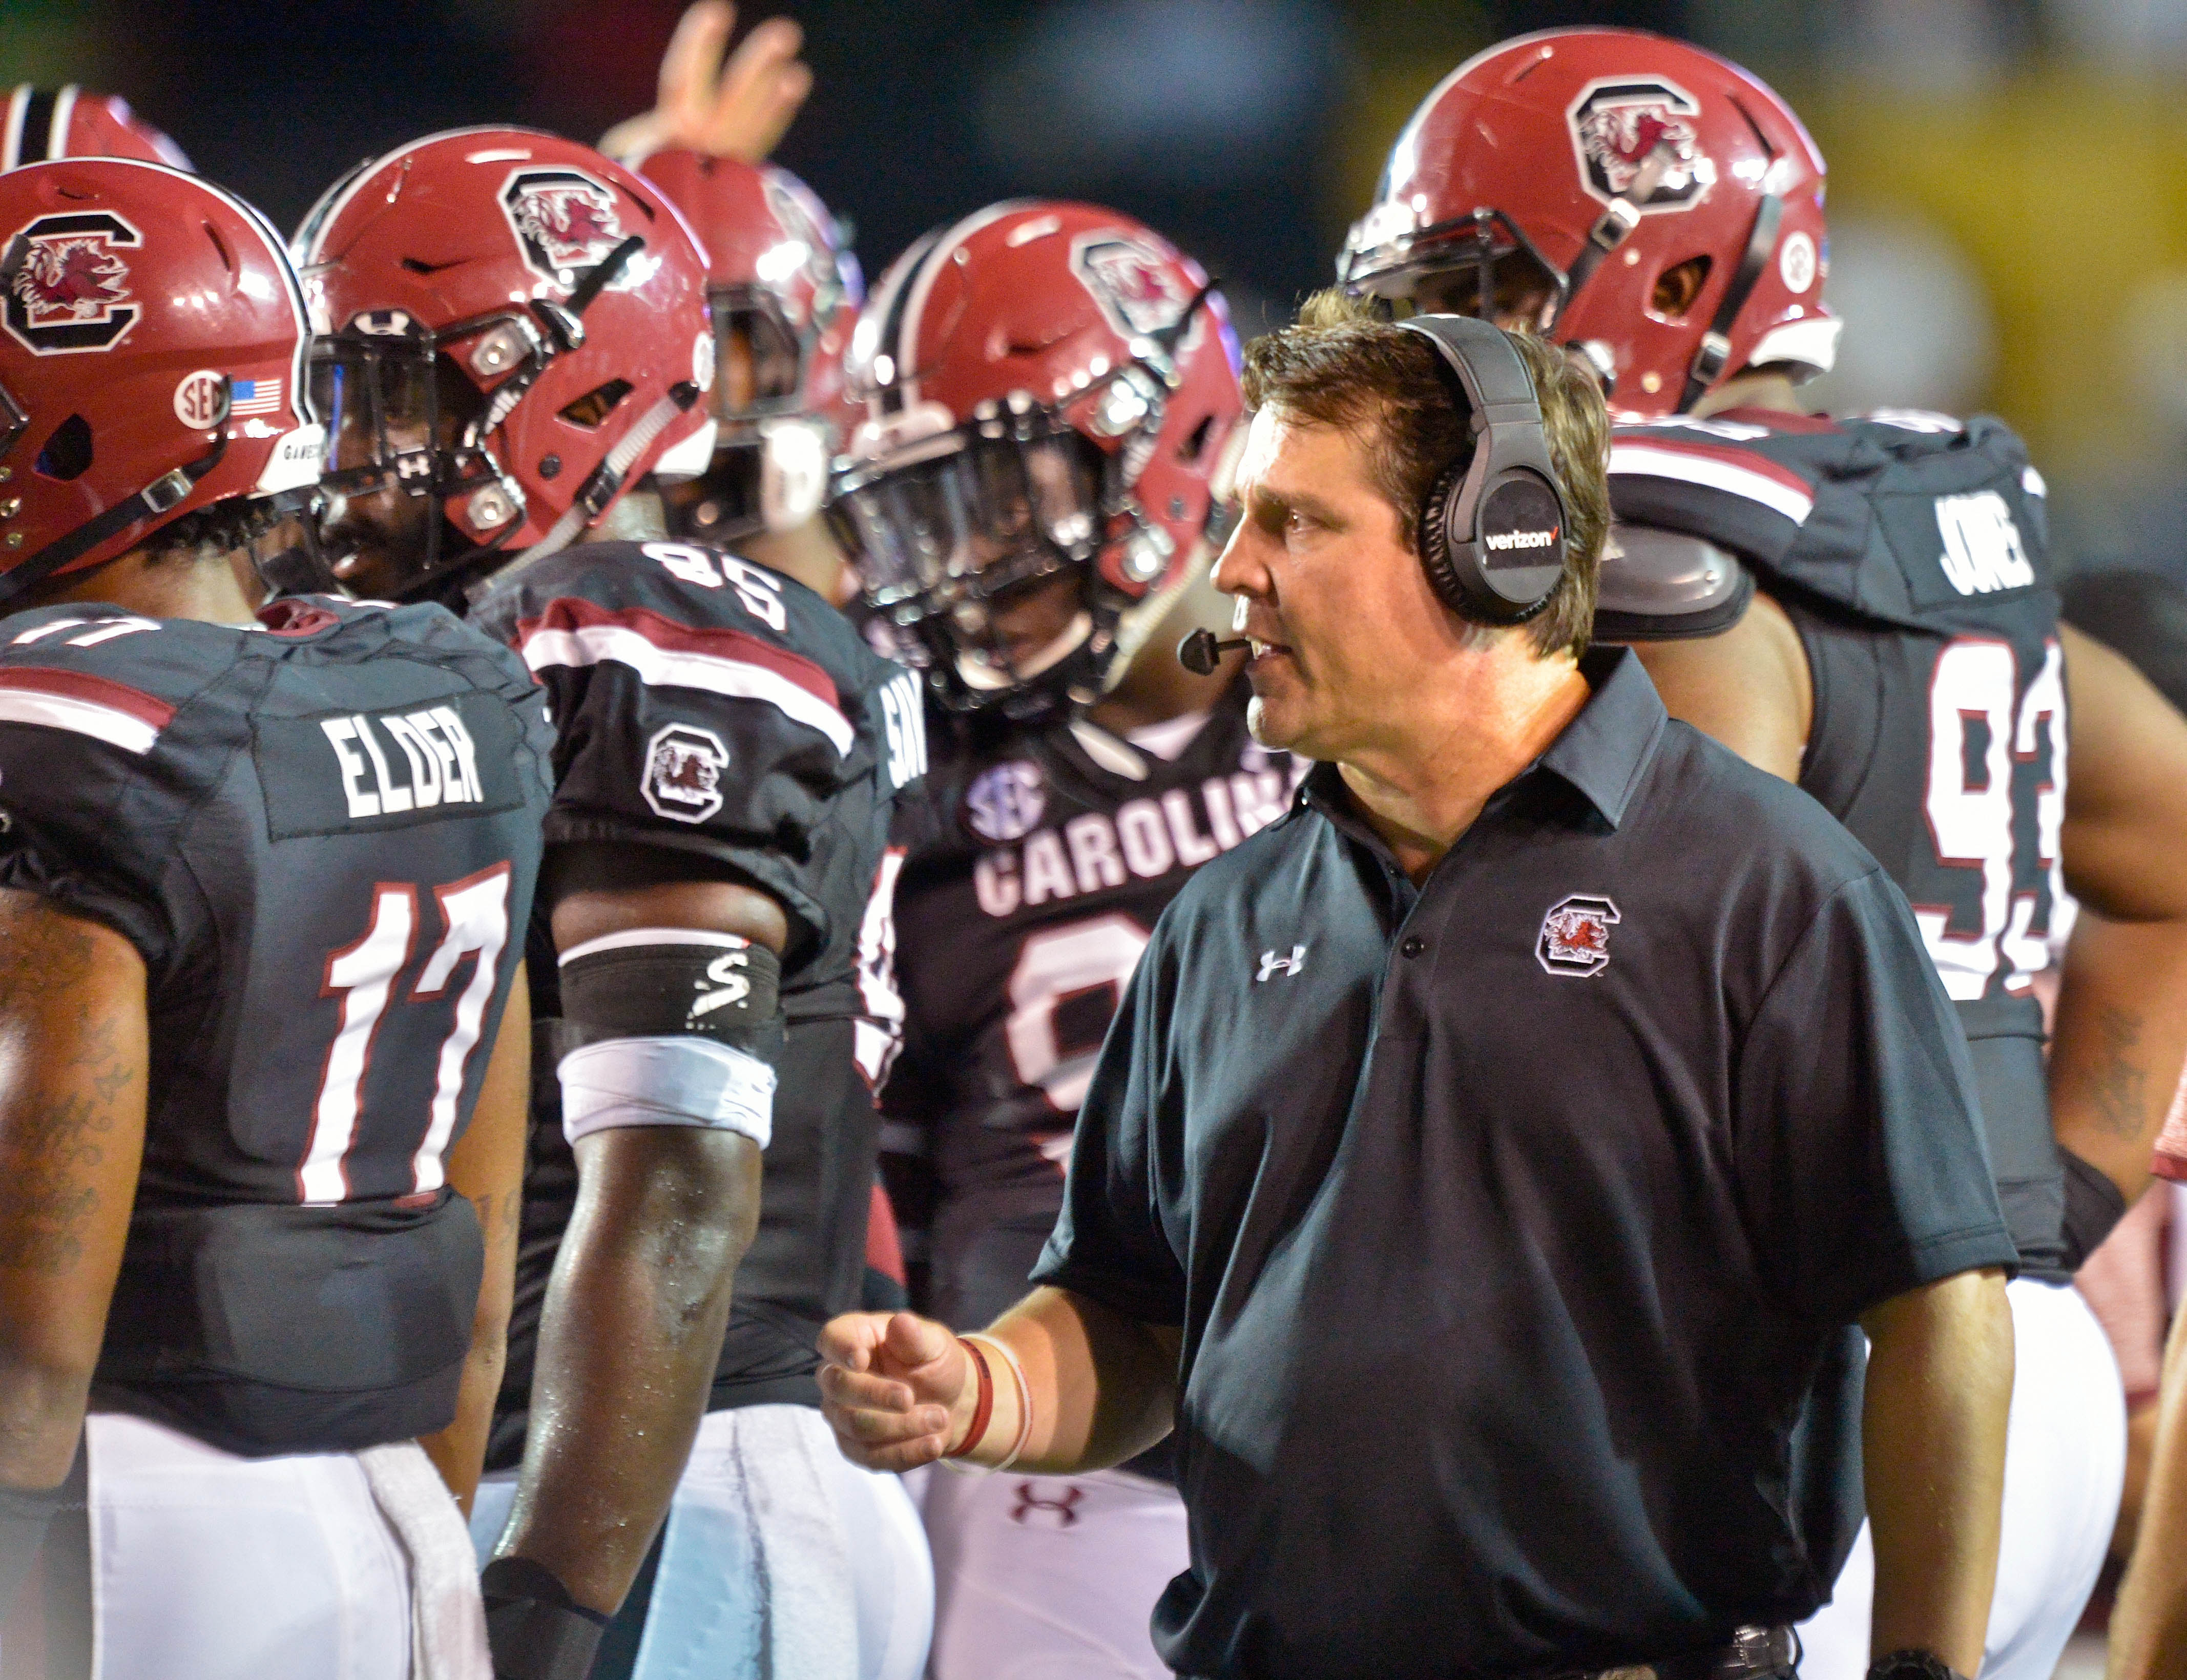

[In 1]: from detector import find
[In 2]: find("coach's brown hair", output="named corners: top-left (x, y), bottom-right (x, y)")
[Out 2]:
top-left (1239, 288), bottom-right (1610, 659)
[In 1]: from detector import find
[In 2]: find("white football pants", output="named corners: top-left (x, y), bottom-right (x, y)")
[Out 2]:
top-left (471, 1402), bottom-right (930, 1680)
top-left (923, 1464), bottom-right (1189, 1680)
top-left (1796, 1278), bottom-right (2124, 1680)
top-left (80, 1410), bottom-right (487, 1680)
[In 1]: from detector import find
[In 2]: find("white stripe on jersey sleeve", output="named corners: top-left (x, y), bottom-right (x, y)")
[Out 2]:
top-left (520, 622), bottom-right (857, 757)
top-left (1607, 443), bottom-right (1817, 526)
top-left (0, 689), bottom-right (162, 753)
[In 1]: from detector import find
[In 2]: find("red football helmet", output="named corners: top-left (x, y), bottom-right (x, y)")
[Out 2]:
top-left (1339, 29), bottom-right (1835, 418)
top-left (635, 150), bottom-right (861, 545)
top-left (0, 158), bottom-right (323, 609)
top-left (4, 86), bottom-right (193, 172)
top-left (830, 200), bottom-right (1242, 716)
top-left (293, 127), bottom-right (716, 597)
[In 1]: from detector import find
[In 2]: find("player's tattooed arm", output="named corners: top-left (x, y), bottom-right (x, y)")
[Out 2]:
top-left (0, 889), bottom-right (148, 1491)
top-left (598, 1), bottom-right (813, 164)
top-left (421, 963), bottom-right (531, 1515)
top-left (2051, 625), bottom-right (2187, 1203)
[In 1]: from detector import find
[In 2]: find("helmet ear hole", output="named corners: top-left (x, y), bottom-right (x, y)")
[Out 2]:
top-left (34, 414), bottom-right (93, 482)
top-left (559, 379), bottom-right (634, 428)
top-left (1650, 256), bottom-right (1713, 322)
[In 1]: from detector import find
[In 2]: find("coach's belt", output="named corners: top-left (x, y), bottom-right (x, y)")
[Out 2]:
top-left (1174, 1624), bottom-right (1798, 1680)
top-left (1566, 1624), bottom-right (1799, 1680)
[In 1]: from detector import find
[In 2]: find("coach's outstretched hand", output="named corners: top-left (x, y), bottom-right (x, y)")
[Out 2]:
top-left (817, 1311), bottom-right (981, 1473)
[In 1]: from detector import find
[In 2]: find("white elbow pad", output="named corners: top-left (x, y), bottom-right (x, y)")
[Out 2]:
top-left (558, 1035), bottom-right (776, 1150)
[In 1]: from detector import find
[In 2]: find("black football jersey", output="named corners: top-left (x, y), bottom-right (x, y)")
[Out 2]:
top-left (468, 538), bottom-right (924, 1452)
top-left (886, 685), bottom-right (1300, 1329)
top-left (0, 594), bottom-right (552, 1453)
top-left (1608, 407), bottom-right (2071, 1274)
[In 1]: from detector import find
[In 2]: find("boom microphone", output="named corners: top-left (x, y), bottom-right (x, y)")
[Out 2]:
top-left (1177, 628), bottom-right (1251, 676)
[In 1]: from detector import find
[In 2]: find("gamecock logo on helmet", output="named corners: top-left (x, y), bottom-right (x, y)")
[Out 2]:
top-left (1, 211), bottom-right (140, 354)
top-left (500, 168), bottom-right (629, 289)
top-left (1070, 232), bottom-right (1195, 344)
top-left (1566, 79), bottom-right (1710, 213)
top-left (1537, 894), bottom-right (1621, 977)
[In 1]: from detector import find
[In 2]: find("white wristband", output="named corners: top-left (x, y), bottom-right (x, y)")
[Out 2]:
top-left (961, 1332), bottom-right (1034, 1472)
top-left (558, 1035), bottom-right (775, 1150)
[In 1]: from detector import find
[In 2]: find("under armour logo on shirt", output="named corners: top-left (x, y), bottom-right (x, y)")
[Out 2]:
top-left (1010, 1482), bottom-right (1084, 1529)
top-left (1257, 945), bottom-right (1307, 982)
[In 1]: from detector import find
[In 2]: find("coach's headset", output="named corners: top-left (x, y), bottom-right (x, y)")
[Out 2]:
top-left (1395, 314), bottom-right (1571, 625)
top-left (1179, 315), bottom-right (1570, 677)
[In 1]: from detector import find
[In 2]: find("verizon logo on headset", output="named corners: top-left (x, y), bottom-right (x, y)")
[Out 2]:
top-left (1485, 527), bottom-right (1559, 552)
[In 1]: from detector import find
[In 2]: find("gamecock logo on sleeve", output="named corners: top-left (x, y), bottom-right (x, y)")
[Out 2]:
top-left (1537, 894), bottom-right (1621, 977)
top-left (499, 168), bottom-right (630, 289)
top-left (642, 723), bottom-right (730, 824)
top-left (1566, 79), bottom-right (1711, 213)
top-left (2, 212), bottom-right (140, 354)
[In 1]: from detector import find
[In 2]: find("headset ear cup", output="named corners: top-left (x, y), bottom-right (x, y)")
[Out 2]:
top-left (1417, 463), bottom-right (1470, 616)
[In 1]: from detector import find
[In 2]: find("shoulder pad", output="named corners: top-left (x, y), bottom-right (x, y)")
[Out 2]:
top-left (0, 605), bottom-right (242, 755)
top-left (1591, 524), bottom-right (1754, 644)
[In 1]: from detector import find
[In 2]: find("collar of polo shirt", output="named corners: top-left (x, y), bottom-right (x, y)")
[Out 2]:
top-left (1298, 646), bottom-right (1667, 839)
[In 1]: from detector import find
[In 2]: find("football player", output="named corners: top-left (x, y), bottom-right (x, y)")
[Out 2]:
top-left (296, 128), bottom-right (931, 1680)
top-left (1339, 29), bottom-right (2187, 1680)
top-left (633, 148), bottom-right (862, 603)
top-left (0, 157), bottom-right (547, 1676)
top-left (825, 200), bottom-right (1257, 1680)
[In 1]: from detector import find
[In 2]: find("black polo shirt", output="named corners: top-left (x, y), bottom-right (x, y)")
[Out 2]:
top-left (1031, 647), bottom-right (2016, 1680)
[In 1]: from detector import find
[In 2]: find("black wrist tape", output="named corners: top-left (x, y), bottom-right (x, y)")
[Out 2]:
top-left (2058, 1147), bottom-right (2129, 1273)
top-left (480, 1556), bottom-right (610, 1680)
top-left (558, 932), bottom-right (783, 1061)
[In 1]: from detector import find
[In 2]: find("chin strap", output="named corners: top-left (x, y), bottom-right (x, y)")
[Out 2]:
top-left (1556, 198), bottom-right (1640, 326)
top-left (518, 379), bottom-right (703, 570)
top-left (0, 412), bottom-right (231, 610)
top-left (1678, 194), bottom-right (1783, 414)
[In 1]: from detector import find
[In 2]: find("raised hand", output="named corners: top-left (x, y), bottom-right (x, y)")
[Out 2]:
top-left (816, 1310), bottom-right (979, 1473)
top-left (598, 1), bottom-right (814, 164)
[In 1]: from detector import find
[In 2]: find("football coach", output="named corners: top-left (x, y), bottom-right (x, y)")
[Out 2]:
top-left (817, 293), bottom-right (2016, 1680)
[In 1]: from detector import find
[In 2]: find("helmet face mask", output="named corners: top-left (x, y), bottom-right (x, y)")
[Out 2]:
top-left (832, 202), bottom-right (1242, 720)
top-left (1345, 208), bottom-right (1565, 334)
top-left (831, 409), bottom-right (1108, 706)
top-left (310, 316), bottom-right (527, 599)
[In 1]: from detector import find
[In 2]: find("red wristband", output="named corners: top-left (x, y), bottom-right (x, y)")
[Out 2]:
top-left (948, 1336), bottom-right (994, 1459)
